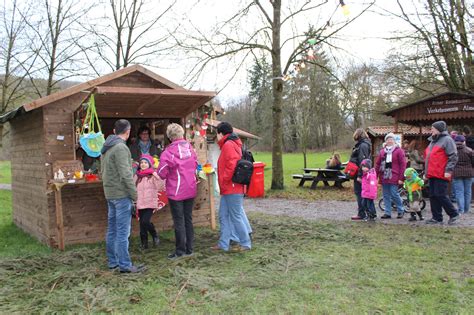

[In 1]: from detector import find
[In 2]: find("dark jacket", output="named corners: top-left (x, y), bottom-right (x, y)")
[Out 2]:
top-left (465, 135), bottom-right (474, 150)
top-left (453, 142), bottom-right (474, 178)
top-left (101, 135), bottom-right (137, 201)
top-left (424, 131), bottom-right (458, 180)
top-left (130, 139), bottom-right (160, 161)
top-left (350, 138), bottom-right (371, 178)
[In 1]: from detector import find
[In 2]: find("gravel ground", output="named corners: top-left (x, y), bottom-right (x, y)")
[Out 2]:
top-left (243, 197), bottom-right (474, 228)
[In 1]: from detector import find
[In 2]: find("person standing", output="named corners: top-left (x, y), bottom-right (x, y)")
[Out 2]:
top-left (407, 140), bottom-right (424, 174)
top-left (424, 121), bottom-right (459, 225)
top-left (462, 126), bottom-right (474, 150)
top-left (130, 126), bottom-right (160, 161)
top-left (452, 135), bottom-right (474, 214)
top-left (211, 122), bottom-right (252, 252)
top-left (101, 119), bottom-right (143, 273)
top-left (158, 123), bottom-right (198, 259)
top-left (350, 128), bottom-right (372, 221)
top-left (134, 154), bottom-right (165, 249)
top-left (375, 133), bottom-right (407, 219)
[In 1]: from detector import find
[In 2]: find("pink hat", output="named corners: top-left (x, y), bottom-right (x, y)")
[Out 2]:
top-left (139, 154), bottom-right (154, 169)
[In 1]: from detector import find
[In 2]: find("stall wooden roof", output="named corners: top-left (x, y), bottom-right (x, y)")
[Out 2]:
top-left (1, 65), bottom-right (217, 121)
top-left (384, 92), bottom-right (474, 125)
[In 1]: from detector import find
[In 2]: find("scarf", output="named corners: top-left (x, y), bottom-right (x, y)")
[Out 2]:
top-left (380, 146), bottom-right (396, 180)
top-left (138, 140), bottom-right (151, 155)
top-left (136, 167), bottom-right (154, 178)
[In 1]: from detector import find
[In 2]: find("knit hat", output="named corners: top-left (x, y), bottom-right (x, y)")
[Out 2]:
top-left (139, 154), bottom-right (154, 169)
top-left (432, 121), bottom-right (447, 132)
top-left (384, 133), bottom-right (395, 142)
top-left (216, 122), bottom-right (233, 135)
top-left (404, 167), bottom-right (418, 178)
top-left (455, 135), bottom-right (466, 143)
top-left (360, 158), bottom-right (372, 169)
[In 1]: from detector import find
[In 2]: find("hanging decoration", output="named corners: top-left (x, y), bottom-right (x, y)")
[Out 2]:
top-left (79, 94), bottom-right (105, 158)
top-left (280, 37), bottom-right (319, 82)
top-left (339, 0), bottom-right (350, 16)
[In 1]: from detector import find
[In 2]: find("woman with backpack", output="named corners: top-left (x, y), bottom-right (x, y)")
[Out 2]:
top-left (211, 122), bottom-right (252, 252)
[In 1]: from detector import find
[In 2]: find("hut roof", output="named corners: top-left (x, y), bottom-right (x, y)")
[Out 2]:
top-left (367, 125), bottom-right (432, 137)
top-left (206, 119), bottom-right (261, 140)
top-left (0, 65), bottom-right (216, 122)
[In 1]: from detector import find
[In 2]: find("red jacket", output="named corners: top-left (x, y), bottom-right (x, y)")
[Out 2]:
top-left (217, 134), bottom-right (245, 195)
top-left (425, 132), bottom-right (458, 180)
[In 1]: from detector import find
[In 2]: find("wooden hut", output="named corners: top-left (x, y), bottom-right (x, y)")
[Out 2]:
top-left (0, 65), bottom-right (217, 249)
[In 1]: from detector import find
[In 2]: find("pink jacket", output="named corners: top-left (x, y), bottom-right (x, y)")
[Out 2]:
top-left (361, 169), bottom-right (378, 200)
top-left (134, 174), bottom-right (165, 210)
top-left (157, 138), bottom-right (198, 201)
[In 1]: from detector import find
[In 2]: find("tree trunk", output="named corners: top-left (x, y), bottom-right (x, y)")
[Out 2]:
top-left (271, 0), bottom-right (284, 189)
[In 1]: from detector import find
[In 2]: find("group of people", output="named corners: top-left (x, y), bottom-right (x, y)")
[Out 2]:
top-left (349, 121), bottom-right (473, 224)
top-left (100, 120), bottom-right (252, 273)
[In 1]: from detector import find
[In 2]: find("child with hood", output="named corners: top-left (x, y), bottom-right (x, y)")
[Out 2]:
top-left (359, 159), bottom-right (378, 221)
top-left (134, 154), bottom-right (165, 249)
top-left (403, 168), bottom-right (424, 221)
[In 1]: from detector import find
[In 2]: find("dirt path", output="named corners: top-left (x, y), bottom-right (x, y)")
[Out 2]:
top-left (243, 197), bottom-right (474, 228)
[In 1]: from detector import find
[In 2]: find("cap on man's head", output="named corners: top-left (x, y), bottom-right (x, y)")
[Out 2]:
top-left (114, 119), bottom-right (131, 135)
top-left (432, 121), bottom-right (447, 132)
top-left (455, 135), bottom-right (466, 143)
top-left (216, 122), bottom-right (233, 135)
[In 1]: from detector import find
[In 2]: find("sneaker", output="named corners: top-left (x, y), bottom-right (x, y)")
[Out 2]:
top-left (108, 265), bottom-right (119, 271)
top-left (184, 252), bottom-right (195, 257)
top-left (425, 218), bottom-right (442, 225)
top-left (230, 245), bottom-right (251, 252)
top-left (210, 244), bottom-right (226, 251)
top-left (351, 215), bottom-right (366, 221)
top-left (408, 216), bottom-right (417, 222)
top-left (397, 213), bottom-right (404, 219)
top-left (368, 216), bottom-right (376, 222)
top-left (152, 236), bottom-right (160, 247)
top-left (381, 214), bottom-right (392, 219)
top-left (167, 252), bottom-right (184, 260)
top-left (448, 215), bottom-right (459, 225)
top-left (120, 264), bottom-right (146, 273)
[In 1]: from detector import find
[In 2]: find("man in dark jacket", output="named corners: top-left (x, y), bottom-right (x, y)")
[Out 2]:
top-left (101, 119), bottom-right (143, 273)
top-left (350, 128), bottom-right (372, 220)
top-left (462, 126), bottom-right (474, 150)
top-left (424, 121), bottom-right (459, 225)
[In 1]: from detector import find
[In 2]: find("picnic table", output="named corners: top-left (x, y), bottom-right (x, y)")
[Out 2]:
top-left (292, 168), bottom-right (349, 189)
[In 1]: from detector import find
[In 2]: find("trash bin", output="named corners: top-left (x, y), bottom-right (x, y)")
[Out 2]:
top-left (247, 162), bottom-right (266, 198)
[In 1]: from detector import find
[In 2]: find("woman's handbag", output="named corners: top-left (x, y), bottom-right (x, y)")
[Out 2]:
top-left (79, 94), bottom-right (105, 158)
top-left (344, 161), bottom-right (359, 178)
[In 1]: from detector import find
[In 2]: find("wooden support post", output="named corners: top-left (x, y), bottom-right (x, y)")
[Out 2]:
top-left (208, 173), bottom-right (216, 230)
top-left (394, 118), bottom-right (399, 133)
top-left (53, 184), bottom-right (66, 250)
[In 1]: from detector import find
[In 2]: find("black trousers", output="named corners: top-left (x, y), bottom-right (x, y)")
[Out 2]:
top-left (169, 198), bottom-right (195, 255)
top-left (428, 178), bottom-right (458, 222)
top-left (139, 208), bottom-right (157, 242)
top-left (353, 180), bottom-right (365, 218)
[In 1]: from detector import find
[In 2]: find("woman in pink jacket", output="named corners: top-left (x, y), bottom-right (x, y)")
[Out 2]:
top-left (134, 154), bottom-right (165, 250)
top-left (158, 123), bottom-right (198, 260)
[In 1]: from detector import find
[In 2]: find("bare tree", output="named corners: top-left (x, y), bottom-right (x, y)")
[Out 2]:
top-left (0, 0), bottom-right (37, 113)
top-left (86, 0), bottom-right (176, 72)
top-left (175, 0), bottom-right (374, 189)
top-left (391, 0), bottom-right (473, 92)
top-left (22, 0), bottom-right (91, 96)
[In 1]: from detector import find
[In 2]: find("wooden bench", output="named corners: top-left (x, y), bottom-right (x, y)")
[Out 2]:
top-left (293, 168), bottom-right (349, 189)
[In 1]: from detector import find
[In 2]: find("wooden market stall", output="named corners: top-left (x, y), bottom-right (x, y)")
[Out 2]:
top-left (0, 65), bottom-right (217, 249)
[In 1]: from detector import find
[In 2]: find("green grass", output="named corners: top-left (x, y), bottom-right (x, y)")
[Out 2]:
top-left (252, 151), bottom-right (355, 201)
top-left (0, 160), bottom-right (11, 184)
top-left (0, 196), bottom-right (473, 313)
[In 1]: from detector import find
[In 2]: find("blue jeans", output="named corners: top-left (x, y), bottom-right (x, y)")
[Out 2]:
top-left (106, 197), bottom-right (133, 271)
top-left (218, 194), bottom-right (251, 251)
top-left (231, 209), bottom-right (252, 241)
top-left (382, 184), bottom-right (404, 216)
top-left (453, 178), bottom-right (472, 214)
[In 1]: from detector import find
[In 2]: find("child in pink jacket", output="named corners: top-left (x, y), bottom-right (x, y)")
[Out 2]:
top-left (134, 154), bottom-right (165, 249)
top-left (359, 158), bottom-right (378, 221)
